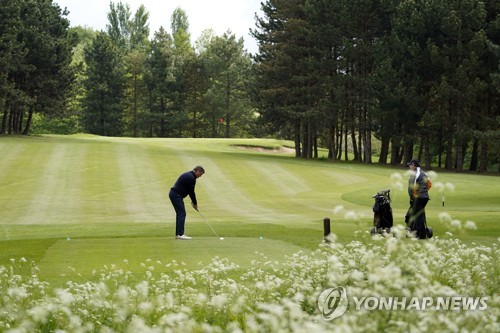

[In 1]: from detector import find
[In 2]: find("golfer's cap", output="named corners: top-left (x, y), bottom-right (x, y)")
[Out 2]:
top-left (407, 159), bottom-right (420, 167)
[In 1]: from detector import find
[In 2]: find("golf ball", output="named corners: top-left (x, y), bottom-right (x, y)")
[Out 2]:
top-left (220, 237), bottom-right (224, 240)
top-left (259, 236), bottom-right (264, 240)
top-left (66, 237), bottom-right (71, 241)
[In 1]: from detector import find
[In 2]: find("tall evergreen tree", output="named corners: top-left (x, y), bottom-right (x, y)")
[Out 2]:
top-left (0, 0), bottom-right (26, 134)
top-left (252, 0), bottom-right (317, 157)
top-left (130, 4), bottom-right (150, 50)
top-left (202, 32), bottom-right (253, 138)
top-left (0, 0), bottom-right (74, 135)
top-left (144, 27), bottom-right (177, 137)
top-left (122, 5), bottom-right (150, 137)
top-left (82, 32), bottom-right (124, 136)
top-left (170, 8), bottom-right (195, 137)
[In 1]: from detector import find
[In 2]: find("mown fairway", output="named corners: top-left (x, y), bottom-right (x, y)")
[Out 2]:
top-left (0, 134), bottom-right (499, 284)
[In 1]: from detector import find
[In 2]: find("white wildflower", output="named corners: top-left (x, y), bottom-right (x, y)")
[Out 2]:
top-left (324, 233), bottom-right (338, 243)
top-left (333, 205), bottom-right (344, 215)
top-left (56, 288), bottom-right (75, 305)
top-left (344, 211), bottom-right (359, 220)
top-left (210, 294), bottom-right (228, 310)
top-left (392, 181), bottom-right (404, 191)
top-left (464, 221), bottom-right (477, 230)
top-left (116, 285), bottom-right (129, 302)
top-left (450, 219), bottom-right (462, 229)
top-left (386, 236), bottom-right (399, 254)
top-left (350, 270), bottom-right (364, 281)
top-left (390, 172), bottom-right (403, 181)
top-left (158, 312), bottom-right (189, 327)
top-left (7, 286), bottom-right (28, 300)
top-left (137, 302), bottom-right (154, 316)
top-left (28, 306), bottom-right (49, 323)
top-left (434, 182), bottom-right (445, 192)
top-left (126, 316), bottom-right (154, 333)
top-left (439, 212), bottom-right (452, 222)
top-left (445, 182), bottom-right (456, 192)
top-left (135, 281), bottom-right (149, 298)
top-left (427, 170), bottom-right (438, 180)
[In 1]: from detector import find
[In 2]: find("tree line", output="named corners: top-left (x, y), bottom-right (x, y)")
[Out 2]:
top-left (78, 3), bottom-right (254, 138)
top-left (252, 0), bottom-right (499, 172)
top-left (0, 0), bottom-right (498, 172)
top-left (1, 0), bottom-right (254, 139)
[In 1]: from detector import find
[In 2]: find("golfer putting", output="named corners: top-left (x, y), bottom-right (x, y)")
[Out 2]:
top-left (169, 166), bottom-right (205, 240)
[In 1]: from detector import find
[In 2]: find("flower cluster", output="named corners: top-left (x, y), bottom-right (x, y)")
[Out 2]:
top-left (1, 234), bottom-right (498, 332)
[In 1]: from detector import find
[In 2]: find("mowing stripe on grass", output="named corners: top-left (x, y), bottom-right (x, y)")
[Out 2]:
top-left (168, 147), bottom-right (291, 222)
top-left (78, 141), bottom-right (132, 223)
top-left (322, 169), bottom-right (367, 186)
top-left (20, 143), bottom-right (85, 224)
top-left (116, 143), bottom-right (168, 222)
top-left (247, 160), bottom-right (310, 196)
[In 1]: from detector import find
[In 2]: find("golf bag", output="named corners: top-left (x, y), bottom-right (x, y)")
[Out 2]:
top-left (370, 189), bottom-right (393, 236)
top-left (405, 204), bottom-right (433, 239)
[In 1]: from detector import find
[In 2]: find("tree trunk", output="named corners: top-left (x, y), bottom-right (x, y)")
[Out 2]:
top-left (478, 140), bottom-right (488, 173)
top-left (445, 138), bottom-right (453, 170)
top-left (301, 119), bottom-right (309, 159)
top-left (364, 127), bottom-right (372, 163)
top-left (133, 74), bottom-right (138, 137)
top-left (307, 121), bottom-right (313, 159)
top-left (351, 125), bottom-right (358, 161)
top-left (294, 119), bottom-right (301, 158)
top-left (22, 106), bottom-right (34, 135)
top-left (390, 137), bottom-right (400, 165)
top-left (403, 138), bottom-right (413, 165)
top-left (225, 114), bottom-right (230, 138)
top-left (455, 138), bottom-right (465, 172)
top-left (424, 136), bottom-right (431, 169)
top-left (344, 123), bottom-right (349, 161)
top-left (469, 138), bottom-right (478, 171)
top-left (1, 107), bottom-right (8, 134)
top-left (328, 125), bottom-right (334, 159)
top-left (313, 133), bottom-right (318, 159)
top-left (378, 137), bottom-right (389, 164)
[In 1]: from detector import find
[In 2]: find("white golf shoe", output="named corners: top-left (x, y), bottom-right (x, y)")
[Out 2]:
top-left (176, 235), bottom-right (192, 240)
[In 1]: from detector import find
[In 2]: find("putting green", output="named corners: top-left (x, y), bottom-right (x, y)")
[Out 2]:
top-left (37, 236), bottom-right (310, 283)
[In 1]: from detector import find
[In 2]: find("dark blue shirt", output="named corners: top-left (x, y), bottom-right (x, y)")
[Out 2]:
top-left (171, 171), bottom-right (198, 205)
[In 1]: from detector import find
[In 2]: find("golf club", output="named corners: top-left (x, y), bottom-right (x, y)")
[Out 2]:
top-left (196, 208), bottom-right (224, 240)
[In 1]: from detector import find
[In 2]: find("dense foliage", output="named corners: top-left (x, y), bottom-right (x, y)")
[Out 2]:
top-left (252, 0), bottom-right (499, 171)
top-left (0, 0), bottom-right (75, 135)
top-left (0, 0), bottom-right (498, 171)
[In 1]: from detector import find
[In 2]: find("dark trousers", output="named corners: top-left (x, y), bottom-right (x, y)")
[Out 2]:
top-left (411, 198), bottom-right (429, 239)
top-left (169, 189), bottom-right (186, 236)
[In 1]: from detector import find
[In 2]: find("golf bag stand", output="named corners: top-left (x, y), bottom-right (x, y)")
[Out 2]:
top-left (370, 189), bottom-right (393, 236)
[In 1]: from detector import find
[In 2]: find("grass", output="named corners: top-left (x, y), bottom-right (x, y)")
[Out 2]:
top-left (0, 134), bottom-right (498, 332)
top-left (0, 134), bottom-right (499, 286)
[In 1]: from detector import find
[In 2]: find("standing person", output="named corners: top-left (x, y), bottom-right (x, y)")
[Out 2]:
top-left (169, 166), bottom-right (205, 240)
top-left (407, 159), bottom-right (430, 239)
